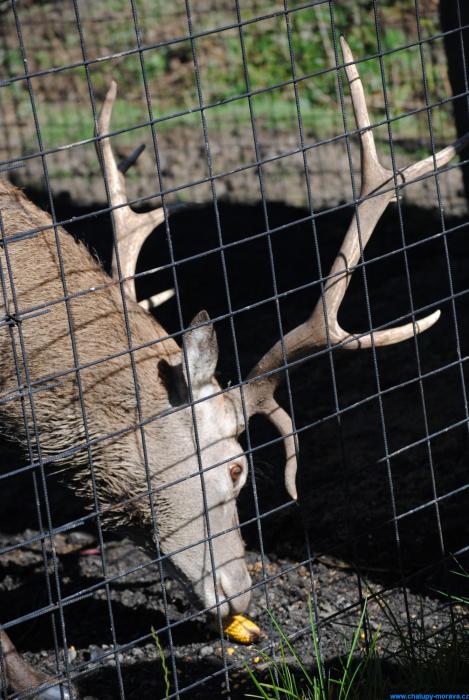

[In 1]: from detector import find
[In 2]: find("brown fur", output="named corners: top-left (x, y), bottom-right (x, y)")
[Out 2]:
top-left (0, 178), bottom-right (180, 528)
top-left (0, 179), bottom-right (252, 697)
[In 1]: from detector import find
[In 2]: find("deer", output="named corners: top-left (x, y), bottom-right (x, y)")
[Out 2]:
top-left (1, 36), bottom-right (468, 699)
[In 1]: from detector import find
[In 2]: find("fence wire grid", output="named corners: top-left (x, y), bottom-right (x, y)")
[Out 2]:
top-left (1, 1), bottom-right (469, 699)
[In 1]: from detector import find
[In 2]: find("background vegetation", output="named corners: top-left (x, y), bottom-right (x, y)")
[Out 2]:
top-left (0, 0), bottom-right (452, 152)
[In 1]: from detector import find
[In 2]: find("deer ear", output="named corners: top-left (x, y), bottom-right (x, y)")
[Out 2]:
top-left (182, 310), bottom-right (218, 392)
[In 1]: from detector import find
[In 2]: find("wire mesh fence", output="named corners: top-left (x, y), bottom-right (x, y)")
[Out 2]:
top-left (1, 0), bottom-right (466, 211)
top-left (1, 1), bottom-right (469, 699)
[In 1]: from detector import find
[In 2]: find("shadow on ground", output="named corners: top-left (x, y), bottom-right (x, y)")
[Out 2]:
top-left (1, 195), bottom-right (469, 698)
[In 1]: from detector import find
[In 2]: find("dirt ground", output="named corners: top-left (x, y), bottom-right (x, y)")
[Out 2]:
top-left (6, 125), bottom-right (468, 217)
top-left (1, 196), bottom-right (469, 698)
top-left (1, 532), bottom-right (465, 699)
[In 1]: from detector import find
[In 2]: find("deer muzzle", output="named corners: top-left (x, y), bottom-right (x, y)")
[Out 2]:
top-left (200, 561), bottom-right (252, 619)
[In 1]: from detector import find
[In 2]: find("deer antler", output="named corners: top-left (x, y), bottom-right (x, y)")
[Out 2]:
top-left (98, 81), bottom-right (173, 306)
top-left (243, 36), bottom-right (469, 501)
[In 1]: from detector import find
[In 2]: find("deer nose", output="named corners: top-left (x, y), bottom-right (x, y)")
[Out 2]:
top-left (219, 570), bottom-right (252, 616)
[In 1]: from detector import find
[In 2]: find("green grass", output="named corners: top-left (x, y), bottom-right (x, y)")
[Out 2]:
top-left (244, 590), bottom-right (469, 700)
top-left (20, 90), bottom-right (453, 161)
top-left (245, 600), bottom-right (377, 700)
top-left (149, 573), bottom-right (469, 700)
top-left (149, 596), bottom-right (469, 700)
top-left (1, 0), bottom-right (455, 156)
top-left (151, 626), bottom-right (171, 700)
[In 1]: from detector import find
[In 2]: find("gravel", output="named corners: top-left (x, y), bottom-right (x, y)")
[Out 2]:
top-left (1, 534), bottom-right (466, 699)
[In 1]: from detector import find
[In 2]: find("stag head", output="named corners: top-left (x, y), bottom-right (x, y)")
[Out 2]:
top-left (96, 36), bottom-right (469, 615)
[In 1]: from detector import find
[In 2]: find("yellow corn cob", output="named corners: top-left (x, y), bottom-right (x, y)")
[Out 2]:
top-left (223, 614), bottom-right (260, 644)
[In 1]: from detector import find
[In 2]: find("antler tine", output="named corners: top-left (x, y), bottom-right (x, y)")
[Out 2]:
top-left (98, 81), bottom-right (165, 301)
top-left (139, 288), bottom-right (175, 310)
top-left (242, 35), bottom-right (469, 501)
top-left (340, 37), bottom-right (388, 191)
top-left (306, 35), bottom-right (443, 351)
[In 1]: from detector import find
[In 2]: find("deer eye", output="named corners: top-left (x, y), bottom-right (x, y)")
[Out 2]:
top-left (229, 462), bottom-right (243, 483)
